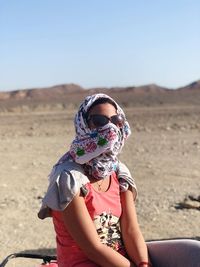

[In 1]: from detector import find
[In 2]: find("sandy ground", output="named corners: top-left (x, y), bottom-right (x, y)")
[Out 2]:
top-left (0, 105), bottom-right (200, 266)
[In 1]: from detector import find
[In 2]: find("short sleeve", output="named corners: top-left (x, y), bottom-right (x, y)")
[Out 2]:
top-left (38, 161), bottom-right (89, 219)
top-left (43, 171), bottom-right (79, 210)
top-left (117, 161), bottom-right (137, 200)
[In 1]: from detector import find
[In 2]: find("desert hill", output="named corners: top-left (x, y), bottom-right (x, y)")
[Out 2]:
top-left (177, 80), bottom-right (200, 91)
top-left (0, 80), bottom-right (199, 112)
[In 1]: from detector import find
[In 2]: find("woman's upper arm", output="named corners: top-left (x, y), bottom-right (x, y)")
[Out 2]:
top-left (120, 188), bottom-right (140, 232)
top-left (61, 190), bottom-right (101, 255)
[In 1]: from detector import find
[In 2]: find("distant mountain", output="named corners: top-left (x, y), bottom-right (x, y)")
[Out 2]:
top-left (177, 80), bottom-right (200, 91)
top-left (0, 80), bottom-right (199, 111)
top-left (0, 83), bottom-right (84, 101)
top-left (89, 83), bottom-right (169, 94)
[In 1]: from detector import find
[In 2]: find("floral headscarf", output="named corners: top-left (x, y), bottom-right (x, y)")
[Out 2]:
top-left (59, 93), bottom-right (131, 179)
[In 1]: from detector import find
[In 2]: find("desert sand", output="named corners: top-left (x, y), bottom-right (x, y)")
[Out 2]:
top-left (0, 104), bottom-right (200, 266)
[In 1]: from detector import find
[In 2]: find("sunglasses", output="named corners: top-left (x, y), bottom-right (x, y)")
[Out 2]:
top-left (87, 114), bottom-right (125, 128)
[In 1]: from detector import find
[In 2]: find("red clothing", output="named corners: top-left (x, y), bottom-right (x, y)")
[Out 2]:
top-left (52, 172), bottom-right (125, 267)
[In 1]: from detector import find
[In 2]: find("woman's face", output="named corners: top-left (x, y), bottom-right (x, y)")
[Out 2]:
top-left (87, 103), bottom-right (117, 129)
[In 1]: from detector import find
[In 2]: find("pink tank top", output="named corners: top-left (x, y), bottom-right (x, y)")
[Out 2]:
top-left (52, 172), bottom-right (125, 267)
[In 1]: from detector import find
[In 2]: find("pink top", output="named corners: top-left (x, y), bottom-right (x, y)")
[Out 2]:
top-left (52, 172), bottom-right (126, 267)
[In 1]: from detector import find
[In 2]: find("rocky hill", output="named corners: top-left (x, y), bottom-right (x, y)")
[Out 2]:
top-left (0, 80), bottom-right (199, 112)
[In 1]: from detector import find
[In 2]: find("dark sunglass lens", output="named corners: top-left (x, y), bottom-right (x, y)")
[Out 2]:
top-left (92, 115), bottom-right (109, 127)
top-left (111, 115), bottom-right (125, 127)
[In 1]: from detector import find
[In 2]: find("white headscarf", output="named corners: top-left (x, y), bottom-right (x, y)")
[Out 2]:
top-left (68, 93), bottom-right (131, 179)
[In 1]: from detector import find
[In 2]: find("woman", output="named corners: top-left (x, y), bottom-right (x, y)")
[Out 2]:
top-left (38, 93), bottom-right (200, 267)
top-left (38, 93), bottom-right (150, 267)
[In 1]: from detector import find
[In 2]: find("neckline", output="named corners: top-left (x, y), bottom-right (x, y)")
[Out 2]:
top-left (91, 175), bottom-right (112, 193)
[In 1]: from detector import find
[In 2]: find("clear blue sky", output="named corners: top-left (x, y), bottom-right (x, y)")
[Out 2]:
top-left (0, 0), bottom-right (200, 91)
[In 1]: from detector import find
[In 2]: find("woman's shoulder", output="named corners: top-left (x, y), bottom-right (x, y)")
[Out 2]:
top-left (38, 160), bottom-right (90, 219)
top-left (53, 160), bottom-right (85, 174)
top-left (49, 160), bottom-right (89, 185)
top-left (117, 161), bottom-right (137, 200)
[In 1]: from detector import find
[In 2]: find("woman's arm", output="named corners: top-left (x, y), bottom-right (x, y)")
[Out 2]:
top-left (61, 190), bottom-right (135, 267)
top-left (120, 188), bottom-right (152, 267)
